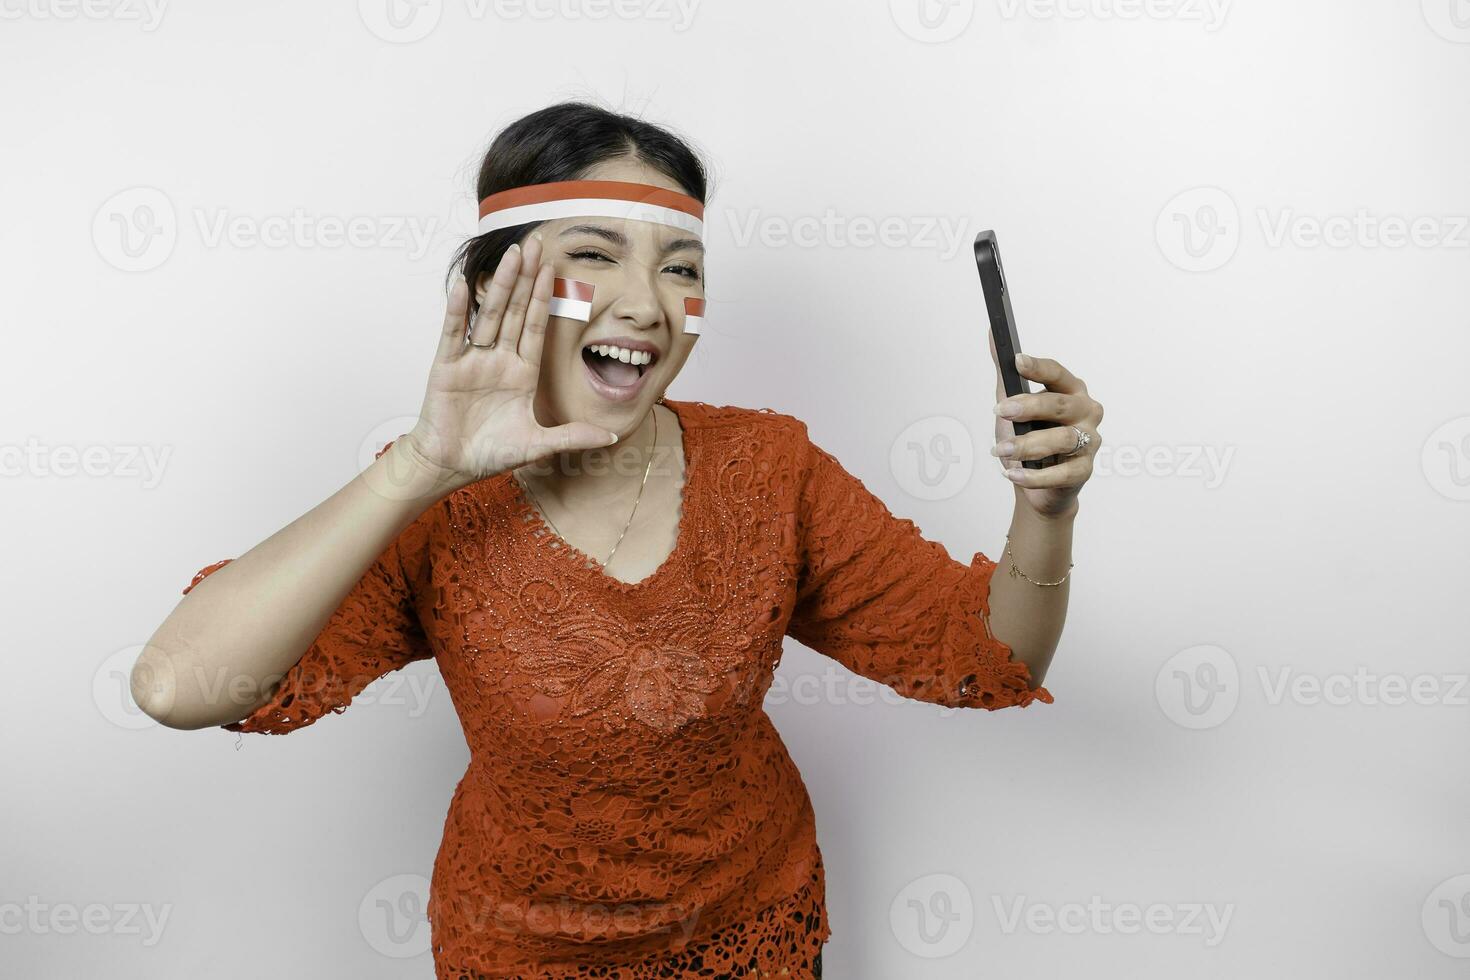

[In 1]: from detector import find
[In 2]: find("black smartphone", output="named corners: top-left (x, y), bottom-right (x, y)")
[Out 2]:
top-left (974, 230), bottom-right (1060, 470)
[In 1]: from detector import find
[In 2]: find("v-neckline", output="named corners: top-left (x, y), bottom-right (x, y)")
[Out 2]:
top-left (504, 399), bottom-right (698, 593)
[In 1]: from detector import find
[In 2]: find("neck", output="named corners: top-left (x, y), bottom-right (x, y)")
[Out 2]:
top-left (518, 404), bottom-right (667, 504)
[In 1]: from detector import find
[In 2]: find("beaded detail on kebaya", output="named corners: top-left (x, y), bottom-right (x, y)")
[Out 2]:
top-left (182, 399), bottom-right (1051, 979)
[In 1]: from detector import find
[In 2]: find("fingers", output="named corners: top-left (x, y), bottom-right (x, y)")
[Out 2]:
top-left (994, 389), bottom-right (1083, 424)
top-left (519, 261), bottom-right (554, 366)
top-left (530, 421), bottom-right (620, 458)
top-left (494, 234), bottom-right (543, 354)
top-left (1001, 454), bottom-right (1092, 489)
top-left (1015, 352), bottom-right (1086, 395)
top-left (435, 277), bottom-right (471, 362)
top-left (992, 423), bottom-right (1100, 463)
top-left (467, 242), bottom-right (524, 347)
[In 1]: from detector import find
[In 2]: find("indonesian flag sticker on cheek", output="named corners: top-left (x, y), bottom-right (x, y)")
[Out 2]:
top-left (549, 277), bottom-right (594, 322)
top-left (683, 297), bottom-right (704, 335)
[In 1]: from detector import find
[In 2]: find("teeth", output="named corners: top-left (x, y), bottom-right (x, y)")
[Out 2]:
top-left (586, 344), bottom-right (653, 366)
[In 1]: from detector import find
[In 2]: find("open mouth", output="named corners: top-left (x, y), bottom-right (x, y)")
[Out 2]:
top-left (580, 342), bottom-right (656, 389)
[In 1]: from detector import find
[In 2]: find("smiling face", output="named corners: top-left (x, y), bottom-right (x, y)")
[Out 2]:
top-left (475, 156), bottom-right (705, 439)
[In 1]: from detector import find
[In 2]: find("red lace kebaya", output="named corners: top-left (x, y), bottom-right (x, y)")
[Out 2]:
top-left (183, 399), bottom-right (1053, 979)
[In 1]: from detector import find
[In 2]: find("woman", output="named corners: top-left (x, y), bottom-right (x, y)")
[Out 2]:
top-left (134, 102), bottom-right (1101, 979)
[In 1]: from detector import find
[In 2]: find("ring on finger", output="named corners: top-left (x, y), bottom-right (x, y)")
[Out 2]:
top-left (1063, 424), bottom-right (1092, 457)
top-left (466, 305), bottom-right (497, 348)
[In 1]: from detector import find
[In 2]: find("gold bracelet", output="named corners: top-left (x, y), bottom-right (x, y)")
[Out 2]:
top-left (1004, 534), bottom-right (1074, 587)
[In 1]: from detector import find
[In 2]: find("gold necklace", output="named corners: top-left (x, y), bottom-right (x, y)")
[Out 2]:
top-left (516, 407), bottom-right (658, 569)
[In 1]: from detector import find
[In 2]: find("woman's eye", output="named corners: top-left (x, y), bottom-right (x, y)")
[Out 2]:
top-left (568, 250), bottom-right (700, 281)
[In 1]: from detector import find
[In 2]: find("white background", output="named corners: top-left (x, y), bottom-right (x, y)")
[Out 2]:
top-left (5, 0), bottom-right (1470, 977)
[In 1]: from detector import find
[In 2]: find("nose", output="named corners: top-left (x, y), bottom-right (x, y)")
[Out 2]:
top-left (605, 255), bottom-right (666, 331)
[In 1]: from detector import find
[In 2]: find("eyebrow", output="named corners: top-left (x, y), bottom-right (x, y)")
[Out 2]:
top-left (558, 223), bottom-right (705, 256)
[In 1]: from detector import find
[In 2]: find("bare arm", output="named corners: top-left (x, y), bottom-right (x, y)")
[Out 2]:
top-left (132, 442), bottom-right (455, 730)
top-left (133, 236), bottom-right (620, 731)
top-left (983, 340), bottom-right (1102, 688)
top-left (987, 495), bottom-right (1077, 688)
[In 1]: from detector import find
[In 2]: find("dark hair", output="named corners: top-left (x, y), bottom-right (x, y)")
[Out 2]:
top-left (448, 100), bottom-right (712, 321)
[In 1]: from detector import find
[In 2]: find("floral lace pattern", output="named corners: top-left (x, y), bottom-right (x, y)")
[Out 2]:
top-left (182, 399), bottom-right (1051, 978)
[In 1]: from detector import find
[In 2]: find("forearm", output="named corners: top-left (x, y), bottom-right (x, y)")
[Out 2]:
top-left (132, 440), bottom-right (458, 730)
top-left (984, 489), bottom-right (1077, 688)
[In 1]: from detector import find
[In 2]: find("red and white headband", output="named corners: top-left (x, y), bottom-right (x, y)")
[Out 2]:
top-left (477, 179), bottom-right (704, 238)
top-left (478, 179), bottom-right (705, 335)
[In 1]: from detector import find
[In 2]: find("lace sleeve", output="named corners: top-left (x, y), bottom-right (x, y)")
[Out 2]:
top-left (785, 422), bottom-right (1053, 711)
top-left (181, 441), bottom-right (437, 734)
